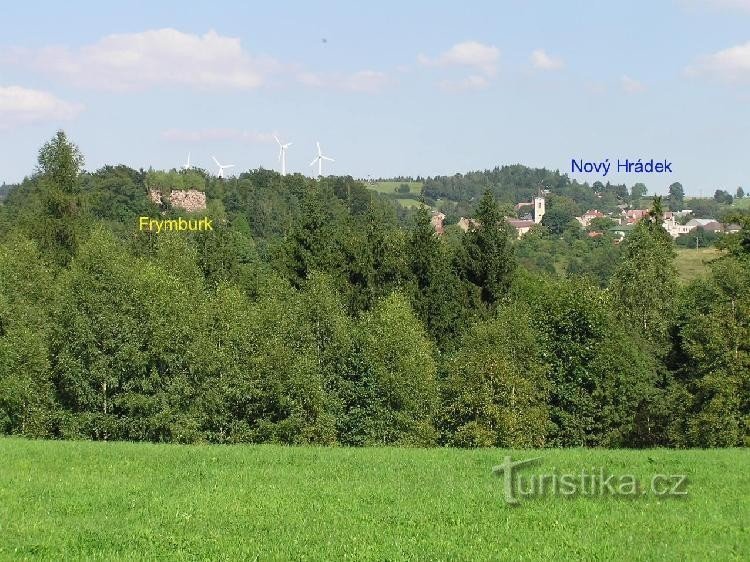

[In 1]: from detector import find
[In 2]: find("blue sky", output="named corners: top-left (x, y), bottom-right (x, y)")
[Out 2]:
top-left (1, 0), bottom-right (748, 195)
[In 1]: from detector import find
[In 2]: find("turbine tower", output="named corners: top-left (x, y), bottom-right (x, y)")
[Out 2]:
top-left (309, 141), bottom-right (334, 178)
top-left (274, 135), bottom-right (292, 176)
top-left (182, 152), bottom-right (191, 170)
top-left (212, 156), bottom-right (235, 179)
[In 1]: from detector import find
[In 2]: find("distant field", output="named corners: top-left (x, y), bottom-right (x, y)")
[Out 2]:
top-left (734, 198), bottom-right (750, 209)
top-left (675, 247), bottom-right (723, 283)
top-left (394, 197), bottom-right (424, 209)
top-left (370, 181), bottom-right (423, 195)
top-left (1, 439), bottom-right (747, 560)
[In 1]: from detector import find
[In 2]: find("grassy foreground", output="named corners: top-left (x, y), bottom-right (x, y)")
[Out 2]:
top-left (0, 439), bottom-right (747, 561)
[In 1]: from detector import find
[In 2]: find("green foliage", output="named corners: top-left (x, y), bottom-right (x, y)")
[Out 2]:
top-left (541, 194), bottom-right (580, 235)
top-left (146, 169), bottom-right (206, 197)
top-left (714, 189), bottom-right (734, 205)
top-left (0, 132), bottom-right (746, 450)
top-left (631, 182), bottom-right (647, 199)
top-left (34, 131), bottom-right (87, 264)
top-left (281, 188), bottom-right (345, 287)
top-left (565, 236), bottom-right (622, 287)
top-left (51, 227), bottom-right (201, 441)
top-left (192, 282), bottom-right (337, 444)
top-left (514, 275), bottom-right (659, 446)
top-left (407, 206), bottom-right (468, 349)
top-left (610, 214), bottom-right (678, 345)
top-left (0, 237), bottom-right (57, 436)
top-left (669, 257), bottom-right (750, 446)
top-left (456, 191), bottom-right (515, 306)
top-left (440, 305), bottom-right (549, 447)
top-left (588, 216), bottom-right (616, 232)
top-left (36, 130), bottom-right (84, 194)
top-left (675, 227), bottom-right (720, 249)
top-left (668, 182), bottom-right (685, 211)
top-left (688, 197), bottom-right (724, 219)
top-left (342, 293), bottom-right (439, 446)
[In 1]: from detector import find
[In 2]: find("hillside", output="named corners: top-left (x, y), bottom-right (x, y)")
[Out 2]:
top-left (675, 247), bottom-right (724, 283)
top-left (1, 132), bottom-right (749, 453)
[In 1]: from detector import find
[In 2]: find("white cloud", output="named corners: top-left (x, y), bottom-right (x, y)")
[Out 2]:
top-left (0, 85), bottom-right (82, 129)
top-left (6, 28), bottom-right (279, 91)
top-left (530, 49), bottom-right (564, 70)
top-left (161, 128), bottom-right (275, 143)
top-left (686, 41), bottom-right (750, 81)
top-left (341, 70), bottom-right (390, 92)
top-left (297, 69), bottom-right (390, 93)
top-left (713, 0), bottom-right (750, 8)
top-left (4, 29), bottom-right (391, 95)
top-left (418, 41), bottom-right (500, 76)
top-left (439, 75), bottom-right (489, 92)
top-left (682, 0), bottom-right (750, 12)
top-left (620, 75), bottom-right (646, 94)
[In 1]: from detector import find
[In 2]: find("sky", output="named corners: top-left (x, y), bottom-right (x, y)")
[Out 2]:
top-left (0, 0), bottom-right (748, 195)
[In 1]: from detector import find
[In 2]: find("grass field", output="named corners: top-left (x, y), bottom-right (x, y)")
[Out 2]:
top-left (393, 197), bottom-right (424, 209)
top-left (1, 439), bottom-right (747, 560)
top-left (370, 181), bottom-right (423, 195)
top-left (734, 197), bottom-right (750, 209)
top-left (675, 247), bottom-right (723, 283)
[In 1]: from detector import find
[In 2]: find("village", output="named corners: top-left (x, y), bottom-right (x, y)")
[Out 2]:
top-left (430, 194), bottom-right (742, 242)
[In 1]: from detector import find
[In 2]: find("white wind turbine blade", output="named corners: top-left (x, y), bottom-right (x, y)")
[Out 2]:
top-left (274, 135), bottom-right (281, 146)
top-left (212, 156), bottom-right (221, 167)
top-left (286, 142), bottom-right (293, 148)
top-left (316, 141), bottom-right (322, 156)
top-left (309, 157), bottom-right (319, 167)
top-left (321, 156), bottom-right (334, 162)
top-left (224, 164), bottom-right (235, 169)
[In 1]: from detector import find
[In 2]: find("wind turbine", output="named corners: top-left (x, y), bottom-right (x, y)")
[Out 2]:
top-left (182, 152), bottom-right (191, 170)
top-left (274, 135), bottom-right (292, 176)
top-left (309, 141), bottom-right (334, 178)
top-left (212, 156), bottom-right (235, 179)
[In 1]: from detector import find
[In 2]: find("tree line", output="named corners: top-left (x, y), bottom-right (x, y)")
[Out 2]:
top-left (0, 132), bottom-right (748, 447)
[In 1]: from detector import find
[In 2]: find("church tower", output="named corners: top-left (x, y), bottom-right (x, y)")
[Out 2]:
top-left (533, 196), bottom-right (545, 224)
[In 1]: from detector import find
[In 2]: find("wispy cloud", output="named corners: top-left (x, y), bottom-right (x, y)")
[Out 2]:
top-left (297, 69), bottom-right (391, 93)
top-left (418, 41), bottom-right (500, 76)
top-left (620, 75), bottom-right (646, 94)
top-left (439, 75), bottom-right (489, 92)
top-left (681, 0), bottom-right (750, 12)
top-left (3, 28), bottom-right (392, 96)
top-left (161, 128), bottom-right (275, 143)
top-left (0, 85), bottom-right (82, 129)
top-left (530, 49), bottom-right (564, 70)
top-left (686, 41), bottom-right (750, 82)
top-left (4, 28), bottom-right (279, 92)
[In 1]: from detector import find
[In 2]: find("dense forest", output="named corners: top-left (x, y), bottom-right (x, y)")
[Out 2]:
top-left (0, 131), bottom-right (748, 447)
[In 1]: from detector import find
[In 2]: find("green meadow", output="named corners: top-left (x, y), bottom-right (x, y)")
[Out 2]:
top-left (1, 439), bottom-right (747, 561)
top-left (394, 197), bottom-right (424, 209)
top-left (674, 247), bottom-right (723, 283)
top-left (370, 181), bottom-right (424, 195)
